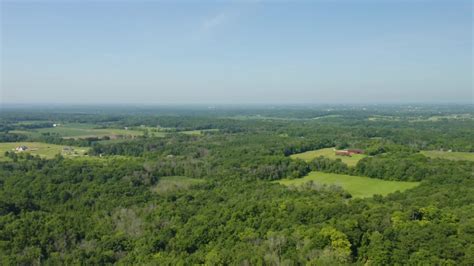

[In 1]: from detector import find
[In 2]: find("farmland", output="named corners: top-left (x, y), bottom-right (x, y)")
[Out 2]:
top-left (11, 123), bottom-right (215, 139)
top-left (277, 171), bottom-right (420, 198)
top-left (290, 147), bottom-right (367, 166)
top-left (0, 142), bottom-right (88, 160)
top-left (12, 123), bottom-right (145, 139)
top-left (421, 150), bottom-right (474, 161)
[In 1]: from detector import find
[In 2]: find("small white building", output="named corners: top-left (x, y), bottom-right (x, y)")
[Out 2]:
top-left (15, 145), bottom-right (28, 152)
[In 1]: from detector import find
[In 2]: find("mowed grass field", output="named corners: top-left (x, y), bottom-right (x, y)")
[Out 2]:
top-left (421, 150), bottom-right (474, 162)
top-left (151, 176), bottom-right (205, 194)
top-left (290, 148), bottom-right (367, 167)
top-left (277, 171), bottom-right (420, 198)
top-left (0, 142), bottom-right (88, 160)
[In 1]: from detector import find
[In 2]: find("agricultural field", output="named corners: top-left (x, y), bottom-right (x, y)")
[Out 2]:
top-left (151, 176), bottom-right (205, 194)
top-left (0, 142), bottom-right (88, 160)
top-left (179, 129), bottom-right (220, 136)
top-left (290, 147), bottom-right (367, 166)
top-left (277, 171), bottom-right (420, 198)
top-left (421, 150), bottom-right (474, 162)
top-left (12, 123), bottom-right (145, 139)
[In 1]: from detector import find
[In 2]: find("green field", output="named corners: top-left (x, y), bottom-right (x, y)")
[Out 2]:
top-left (290, 148), bottom-right (367, 167)
top-left (179, 129), bottom-right (220, 136)
top-left (277, 171), bottom-right (420, 198)
top-left (12, 123), bottom-right (218, 139)
top-left (152, 176), bottom-right (205, 194)
top-left (12, 123), bottom-right (145, 139)
top-left (421, 150), bottom-right (474, 162)
top-left (0, 142), bottom-right (88, 160)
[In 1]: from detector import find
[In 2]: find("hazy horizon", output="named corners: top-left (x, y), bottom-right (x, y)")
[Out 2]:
top-left (1, 1), bottom-right (472, 104)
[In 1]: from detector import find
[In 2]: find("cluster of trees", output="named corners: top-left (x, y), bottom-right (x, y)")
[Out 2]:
top-left (89, 131), bottom-right (466, 183)
top-left (0, 132), bottom-right (27, 142)
top-left (305, 152), bottom-right (471, 182)
top-left (0, 152), bottom-right (472, 264)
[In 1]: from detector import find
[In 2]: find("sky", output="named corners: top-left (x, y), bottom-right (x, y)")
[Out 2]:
top-left (1, 0), bottom-right (472, 104)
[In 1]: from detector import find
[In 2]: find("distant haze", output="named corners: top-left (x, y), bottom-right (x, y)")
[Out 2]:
top-left (1, 1), bottom-right (472, 104)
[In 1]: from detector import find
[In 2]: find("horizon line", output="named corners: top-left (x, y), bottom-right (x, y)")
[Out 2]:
top-left (1, 101), bottom-right (473, 107)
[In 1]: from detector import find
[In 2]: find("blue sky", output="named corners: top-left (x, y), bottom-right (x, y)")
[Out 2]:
top-left (1, 0), bottom-right (472, 104)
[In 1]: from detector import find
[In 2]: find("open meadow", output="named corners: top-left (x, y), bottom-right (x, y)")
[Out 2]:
top-left (277, 171), bottom-right (420, 198)
top-left (421, 150), bottom-right (474, 162)
top-left (290, 147), bottom-right (367, 166)
top-left (151, 176), bottom-right (205, 194)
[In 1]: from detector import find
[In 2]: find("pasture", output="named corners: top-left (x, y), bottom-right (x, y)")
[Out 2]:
top-left (277, 171), bottom-right (420, 198)
top-left (290, 147), bottom-right (367, 167)
top-left (421, 150), bottom-right (474, 162)
top-left (0, 142), bottom-right (88, 160)
top-left (151, 176), bottom-right (205, 194)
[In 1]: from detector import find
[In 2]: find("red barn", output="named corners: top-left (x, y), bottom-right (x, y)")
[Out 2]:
top-left (347, 149), bottom-right (364, 154)
top-left (335, 150), bottom-right (351, 156)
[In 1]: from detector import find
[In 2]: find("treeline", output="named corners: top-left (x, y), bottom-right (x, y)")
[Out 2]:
top-left (34, 133), bottom-right (124, 147)
top-left (3, 107), bottom-right (473, 152)
top-left (0, 132), bottom-right (27, 142)
top-left (306, 152), bottom-right (474, 182)
top-left (89, 133), bottom-right (326, 181)
top-left (89, 132), bottom-right (472, 182)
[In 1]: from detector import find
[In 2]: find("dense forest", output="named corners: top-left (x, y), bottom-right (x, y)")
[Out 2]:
top-left (0, 105), bottom-right (473, 264)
